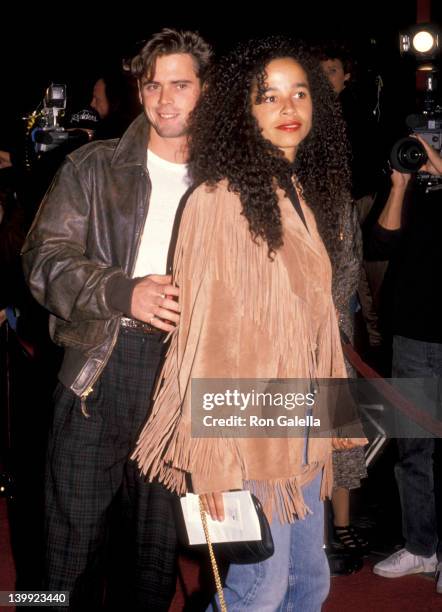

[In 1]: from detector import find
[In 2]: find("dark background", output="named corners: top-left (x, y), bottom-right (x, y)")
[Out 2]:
top-left (0, 1), bottom-right (440, 150)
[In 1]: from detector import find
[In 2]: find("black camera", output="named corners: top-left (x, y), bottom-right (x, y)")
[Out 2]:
top-left (23, 84), bottom-right (100, 169)
top-left (390, 136), bottom-right (427, 173)
top-left (390, 73), bottom-right (442, 185)
top-left (27, 83), bottom-right (69, 153)
top-left (390, 114), bottom-right (441, 173)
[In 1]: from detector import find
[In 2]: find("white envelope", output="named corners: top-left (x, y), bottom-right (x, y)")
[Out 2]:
top-left (180, 490), bottom-right (262, 545)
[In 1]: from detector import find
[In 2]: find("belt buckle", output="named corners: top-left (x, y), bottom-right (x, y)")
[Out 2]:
top-left (120, 316), bottom-right (159, 334)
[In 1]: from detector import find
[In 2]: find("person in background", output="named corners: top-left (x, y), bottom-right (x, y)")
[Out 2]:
top-left (90, 77), bottom-right (111, 119)
top-left (319, 43), bottom-right (372, 558)
top-left (368, 136), bottom-right (442, 595)
top-left (90, 68), bottom-right (140, 139)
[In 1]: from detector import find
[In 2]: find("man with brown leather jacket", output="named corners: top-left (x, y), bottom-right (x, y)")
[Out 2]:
top-left (22, 29), bottom-right (211, 611)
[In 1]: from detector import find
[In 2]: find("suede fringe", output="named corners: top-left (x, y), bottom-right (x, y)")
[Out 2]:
top-left (132, 182), bottom-right (345, 523)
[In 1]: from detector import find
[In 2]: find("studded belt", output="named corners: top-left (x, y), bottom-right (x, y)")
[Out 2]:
top-left (120, 316), bottom-right (164, 334)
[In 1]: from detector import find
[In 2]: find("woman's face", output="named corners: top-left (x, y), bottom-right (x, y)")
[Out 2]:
top-left (251, 57), bottom-right (312, 162)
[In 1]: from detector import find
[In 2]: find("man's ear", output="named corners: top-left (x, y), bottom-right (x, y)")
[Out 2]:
top-left (137, 80), bottom-right (143, 105)
top-left (344, 72), bottom-right (351, 84)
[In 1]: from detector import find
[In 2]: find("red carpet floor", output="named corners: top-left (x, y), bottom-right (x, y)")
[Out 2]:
top-left (1, 498), bottom-right (440, 611)
top-left (323, 564), bottom-right (440, 612)
top-left (0, 499), bottom-right (15, 612)
top-left (169, 553), bottom-right (441, 611)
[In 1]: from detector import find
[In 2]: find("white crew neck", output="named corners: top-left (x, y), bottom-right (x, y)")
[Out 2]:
top-left (147, 148), bottom-right (187, 171)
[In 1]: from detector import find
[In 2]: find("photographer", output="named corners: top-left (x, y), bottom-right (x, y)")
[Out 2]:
top-left (367, 136), bottom-right (442, 595)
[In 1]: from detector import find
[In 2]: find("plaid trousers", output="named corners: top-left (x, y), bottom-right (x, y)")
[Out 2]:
top-left (44, 328), bottom-right (177, 611)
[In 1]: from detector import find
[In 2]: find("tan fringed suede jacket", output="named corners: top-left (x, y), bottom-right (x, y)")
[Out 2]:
top-left (133, 179), bottom-right (349, 523)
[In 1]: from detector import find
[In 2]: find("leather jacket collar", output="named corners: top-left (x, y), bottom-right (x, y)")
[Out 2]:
top-left (111, 113), bottom-right (150, 168)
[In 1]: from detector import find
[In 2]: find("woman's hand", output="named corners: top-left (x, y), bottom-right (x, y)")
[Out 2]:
top-left (199, 491), bottom-right (225, 521)
top-left (413, 134), bottom-right (442, 176)
top-left (332, 436), bottom-right (368, 450)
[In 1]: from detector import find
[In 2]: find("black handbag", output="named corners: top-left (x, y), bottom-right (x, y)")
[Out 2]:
top-left (176, 493), bottom-right (274, 612)
top-left (175, 492), bottom-right (274, 565)
top-left (211, 494), bottom-right (274, 564)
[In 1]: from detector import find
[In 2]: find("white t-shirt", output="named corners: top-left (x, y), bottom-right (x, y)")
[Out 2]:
top-left (132, 149), bottom-right (190, 277)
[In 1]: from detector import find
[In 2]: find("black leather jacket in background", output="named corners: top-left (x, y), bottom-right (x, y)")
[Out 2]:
top-left (22, 114), bottom-right (152, 397)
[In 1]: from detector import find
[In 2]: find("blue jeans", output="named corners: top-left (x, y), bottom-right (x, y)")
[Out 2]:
top-left (209, 474), bottom-right (329, 612)
top-left (392, 335), bottom-right (442, 559)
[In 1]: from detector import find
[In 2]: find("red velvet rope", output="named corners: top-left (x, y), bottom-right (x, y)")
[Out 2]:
top-left (341, 340), bottom-right (442, 438)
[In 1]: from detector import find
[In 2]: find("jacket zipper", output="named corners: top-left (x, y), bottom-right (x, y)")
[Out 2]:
top-left (130, 168), bottom-right (152, 276)
top-left (79, 167), bottom-right (152, 416)
top-left (80, 386), bottom-right (94, 418)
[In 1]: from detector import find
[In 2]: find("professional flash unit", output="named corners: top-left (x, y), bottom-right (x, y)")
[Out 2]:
top-left (390, 23), bottom-right (442, 188)
top-left (400, 23), bottom-right (440, 67)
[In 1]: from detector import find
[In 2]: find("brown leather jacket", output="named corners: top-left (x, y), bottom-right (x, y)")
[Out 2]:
top-left (22, 114), bottom-right (152, 397)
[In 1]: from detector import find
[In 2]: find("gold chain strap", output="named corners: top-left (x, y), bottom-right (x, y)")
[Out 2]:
top-left (199, 497), bottom-right (228, 612)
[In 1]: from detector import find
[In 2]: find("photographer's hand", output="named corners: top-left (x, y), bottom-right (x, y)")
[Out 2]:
top-left (413, 135), bottom-right (442, 176)
top-left (377, 169), bottom-right (410, 230)
top-left (391, 168), bottom-right (411, 190)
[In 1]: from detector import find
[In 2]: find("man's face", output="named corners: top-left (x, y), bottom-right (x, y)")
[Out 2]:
top-left (138, 53), bottom-right (201, 139)
top-left (320, 58), bottom-right (350, 95)
top-left (90, 79), bottom-right (110, 119)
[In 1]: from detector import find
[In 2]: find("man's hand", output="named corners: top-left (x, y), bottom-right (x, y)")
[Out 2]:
top-left (131, 274), bottom-right (180, 332)
top-left (0, 309), bottom-right (6, 326)
top-left (200, 491), bottom-right (225, 521)
top-left (413, 135), bottom-right (442, 176)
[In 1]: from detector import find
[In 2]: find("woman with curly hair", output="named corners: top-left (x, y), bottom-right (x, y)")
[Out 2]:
top-left (133, 36), bottom-right (362, 610)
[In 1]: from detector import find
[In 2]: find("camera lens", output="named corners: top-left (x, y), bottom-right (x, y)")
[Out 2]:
top-left (390, 137), bottom-right (428, 173)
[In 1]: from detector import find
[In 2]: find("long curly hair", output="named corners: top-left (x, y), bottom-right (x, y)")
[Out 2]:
top-left (188, 36), bottom-right (352, 270)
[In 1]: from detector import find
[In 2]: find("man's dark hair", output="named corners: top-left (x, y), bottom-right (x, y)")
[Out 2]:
top-left (188, 35), bottom-right (352, 269)
top-left (316, 43), bottom-right (354, 78)
top-left (129, 28), bottom-right (212, 82)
